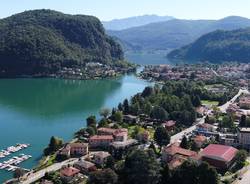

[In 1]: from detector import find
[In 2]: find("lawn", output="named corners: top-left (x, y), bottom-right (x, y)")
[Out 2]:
top-left (201, 100), bottom-right (219, 106)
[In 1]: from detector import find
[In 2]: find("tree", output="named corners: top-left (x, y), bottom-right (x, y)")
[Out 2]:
top-left (154, 126), bottom-right (170, 149)
top-left (150, 106), bottom-right (169, 121)
top-left (86, 126), bottom-right (96, 136)
top-left (160, 164), bottom-right (171, 184)
top-left (88, 169), bottom-right (118, 184)
top-left (180, 136), bottom-right (188, 149)
top-left (44, 136), bottom-right (63, 156)
top-left (122, 149), bottom-right (161, 184)
top-left (118, 103), bottom-right (123, 111)
top-left (123, 99), bottom-right (130, 114)
top-left (98, 118), bottom-right (109, 128)
top-left (197, 162), bottom-right (218, 184)
top-left (13, 168), bottom-right (26, 179)
top-left (190, 140), bottom-right (199, 152)
top-left (106, 156), bottom-right (115, 169)
top-left (239, 115), bottom-right (247, 127)
top-left (100, 108), bottom-right (111, 119)
top-left (86, 115), bottom-right (97, 128)
top-left (141, 86), bottom-right (154, 98)
top-left (143, 101), bottom-right (153, 115)
top-left (114, 111), bottom-right (123, 123)
top-left (192, 95), bottom-right (201, 107)
top-left (234, 150), bottom-right (248, 170)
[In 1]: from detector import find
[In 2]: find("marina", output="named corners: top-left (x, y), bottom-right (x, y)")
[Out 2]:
top-left (0, 143), bottom-right (30, 159)
top-left (0, 154), bottom-right (32, 172)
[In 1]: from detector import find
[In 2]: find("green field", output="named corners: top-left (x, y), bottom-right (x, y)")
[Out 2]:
top-left (201, 100), bottom-right (219, 106)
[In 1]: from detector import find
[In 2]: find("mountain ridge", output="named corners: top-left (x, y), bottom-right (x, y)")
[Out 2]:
top-left (108, 16), bottom-right (250, 52)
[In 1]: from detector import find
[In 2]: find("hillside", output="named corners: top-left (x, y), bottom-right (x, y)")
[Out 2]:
top-left (0, 10), bottom-right (124, 77)
top-left (108, 16), bottom-right (250, 52)
top-left (102, 15), bottom-right (174, 30)
top-left (167, 28), bottom-right (250, 63)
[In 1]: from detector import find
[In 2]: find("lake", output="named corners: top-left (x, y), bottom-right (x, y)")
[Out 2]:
top-left (0, 53), bottom-right (166, 182)
top-left (125, 51), bottom-right (172, 65)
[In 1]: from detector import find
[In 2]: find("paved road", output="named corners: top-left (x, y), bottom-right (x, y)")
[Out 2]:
top-left (219, 89), bottom-right (249, 113)
top-left (20, 157), bottom-right (82, 184)
top-left (170, 117), bottom-right (206, 144)
top-left (233, 157), bottom-right (250, 184)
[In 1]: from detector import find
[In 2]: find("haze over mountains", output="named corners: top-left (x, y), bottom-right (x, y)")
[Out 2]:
top-left (102, 15), bottom-right (174, 30)
top-left (105, 16), bottom-right (250, 52)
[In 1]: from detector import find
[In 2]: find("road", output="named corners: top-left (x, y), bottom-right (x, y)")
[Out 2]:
top-left (233, 157), bottom-right (250, 184)
top-left (219, 89), bottom-right (249, 113)
top-left (19, 157), bottom-right (83, 184)
top-left (170, 117), bottom-right (206, 144)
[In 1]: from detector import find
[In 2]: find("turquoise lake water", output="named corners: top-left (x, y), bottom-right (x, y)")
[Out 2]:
top-left (0, 53), bottom-right (168, 182)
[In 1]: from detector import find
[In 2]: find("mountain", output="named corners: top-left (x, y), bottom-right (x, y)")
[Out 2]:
top-left (102, 15), bottom-right (174, 30)
top-left (108, 16), bottom-right (250, 52)
top-left (0, 9), bottom-right (124, 77)
top-left (167, 28), bottom-right (250, 63)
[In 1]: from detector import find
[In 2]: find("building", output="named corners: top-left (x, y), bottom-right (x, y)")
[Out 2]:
top-left (196, 123), bottom-right (215, 132)
top-left (193, 135), bottom-right (206, 148)
top-left (69, 143), bottom-right (88, 156)
top-left (162, 144), bottom-right (198, 163)
top-left (162, 120), bottom-right (176, 131)
top-left (60, 166), bottom-right (80, 183)
top-left (219, 133), bottom-right (237, 146)
top-left (74, 160), bottom-right (97, 174)
top-left (89, 135), bottom-right (114, 148)
top-left (123, 115), bottom-right (139, 124)
top-left (237, 128), bottom-right (250, 148)
top-left (239, 95), bottom-right (250, 109)
top-left (58, 143), bottom-right (88, 158)
top-left (93, 151), bottom-right (111, 166)
top-left (200, 144), bottom-right (238, 169)
top-left (97, 127), bottom-right (128, 142)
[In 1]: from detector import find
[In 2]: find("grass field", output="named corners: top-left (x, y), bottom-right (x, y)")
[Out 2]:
top-left (201, 100), bottom-right (219, 106)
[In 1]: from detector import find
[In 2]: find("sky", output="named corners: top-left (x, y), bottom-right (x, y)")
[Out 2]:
top-left (1, 0), bottom-right (250, 21)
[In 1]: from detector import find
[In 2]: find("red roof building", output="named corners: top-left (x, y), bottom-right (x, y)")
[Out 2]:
top-left (193, 135), bottom-right (207, 148)
top-left (60, 166), bottom-right (80, 182)
top-left (89, 135), bottom-right (114, 148)
top-left (200, 144), bottom-right (238, 169)
top-left (162, 144), bottom-right (198, 162)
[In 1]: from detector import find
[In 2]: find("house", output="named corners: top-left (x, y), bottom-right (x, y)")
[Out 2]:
top-left (123, 114), bottom-right (139, 124)
top-left (98, 128), bottom-right (117, 135)
top-left (239, 95), bottom-right (250, 109)
top-left (93, 151), bottom-right (111, 166)
top-left (58, 143), bottom-right (88, 158)
top-left (219, 133), bottom-right (237, 146)
top-left (196, 123), bottom-right (215, 132)
top-left (162, 120), bottom-right (176, 131)
top-left (161, 144), bottom-right (198, 163)
top-left (89, 135), bottom-right (114, 148)
top-left (74, 160), bottom-right (97, 174)
top-left (193, 135), bottom-right (206, 148)
top-left (237, 128), bottom-right (250, 148)
top-left (200, 144), bottom-right (238, 169)
top-left (69, 143), bottom-right (88, 157)
top-left (110, 139), bottom-right (138, 159)
top-left (60, 166), bottom-right (80, 183)
top-left (97, 127), bottom-right (128, 142)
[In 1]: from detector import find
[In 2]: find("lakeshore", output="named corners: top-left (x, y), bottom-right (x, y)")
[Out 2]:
top-left (0, 72), bottom-right (152, 182)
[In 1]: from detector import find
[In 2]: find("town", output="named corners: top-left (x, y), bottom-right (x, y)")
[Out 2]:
top-left (5, 64), bottom-right (250, 184)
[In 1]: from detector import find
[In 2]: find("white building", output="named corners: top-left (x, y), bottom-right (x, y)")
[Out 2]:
top-left (237, 128), bottom-right (250, 148)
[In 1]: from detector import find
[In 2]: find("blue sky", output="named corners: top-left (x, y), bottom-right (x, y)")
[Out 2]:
top-left (1, 0), bottom-right (250, 20)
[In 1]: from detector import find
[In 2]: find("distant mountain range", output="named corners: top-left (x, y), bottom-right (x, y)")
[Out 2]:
top-left (102, 15), bottom-right (174, 31)
top-left (107, 16), bottom-right (250, 52)
top-left (167, 28), bottom-right (250, 63)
